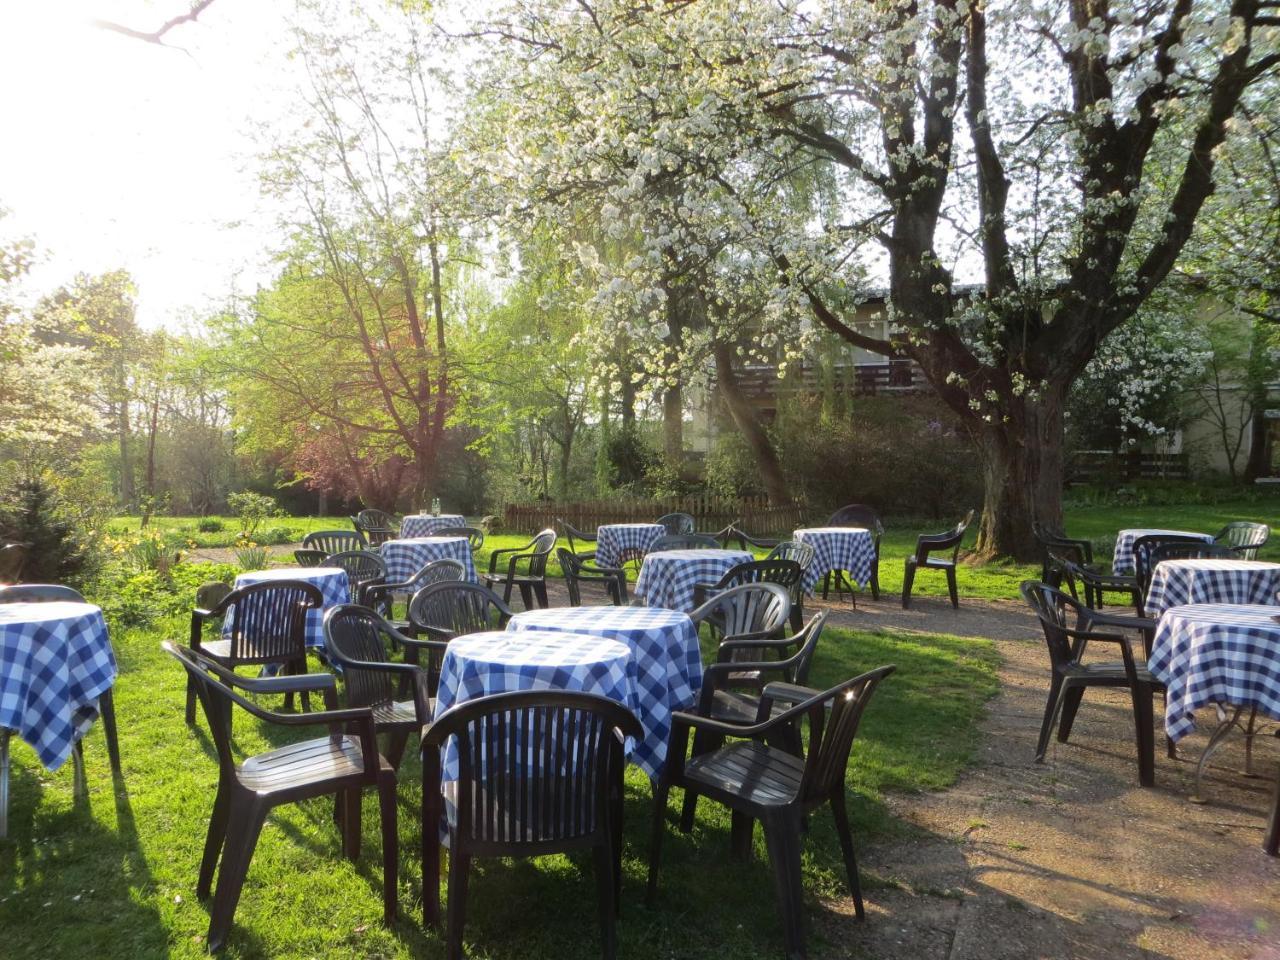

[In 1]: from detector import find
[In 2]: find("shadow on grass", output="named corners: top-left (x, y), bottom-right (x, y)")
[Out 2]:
top-left (0, 753), bottom-right (217, 959)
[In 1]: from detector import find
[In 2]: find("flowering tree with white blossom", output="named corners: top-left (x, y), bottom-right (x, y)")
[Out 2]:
top-left (460, 0), bottom-right (1280, 558)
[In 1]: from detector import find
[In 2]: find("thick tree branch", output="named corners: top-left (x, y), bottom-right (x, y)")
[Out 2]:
top-left (93, 0), bottom-right (218, 47)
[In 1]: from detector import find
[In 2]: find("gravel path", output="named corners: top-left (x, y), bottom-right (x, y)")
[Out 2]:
top-left (811, 594), bottom-right (1280, 960)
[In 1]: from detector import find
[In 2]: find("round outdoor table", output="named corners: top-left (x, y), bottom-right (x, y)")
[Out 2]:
top-left (231, 566), bottom-right (350, 649)
top-left (400, 514), bottom-right (467, 538)
top-left (1149, 603), bottom-right (1280, 801)
top-left (1143, 558), bottom-right (1280, 619)
top-left (378, 536), bottom-right (477, 584)
top-left (1112, 528), bottom-right (1213, 576)
top-left (432, 630), bottom-right (638, 782)
top-left (634, 548), bottom-right (754, 613)
top-left (595, 523), bottom-right (666, 569)
top-left (0, 601), bottom-right (116, 771)
top-left (792, 527), bottom-right (875, 595)
top-left (507, 606), bottom-right (703, 778)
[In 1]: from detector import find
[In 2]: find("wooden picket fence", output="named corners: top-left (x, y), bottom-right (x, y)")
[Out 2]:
top-left (501, 495), bottom-right (810, 537)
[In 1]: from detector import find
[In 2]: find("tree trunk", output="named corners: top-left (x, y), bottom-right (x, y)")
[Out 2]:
top-left (663, 384), bottom-right (683, 463)
top-left (973, 388), bottom-right (1066, 562)
top-left (711, 342), bottom-right (792, 505)
top-left (140, 397), bottom-right (160, 527)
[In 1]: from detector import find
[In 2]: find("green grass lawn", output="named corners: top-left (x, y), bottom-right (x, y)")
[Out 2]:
top-left (0, 590), bottom-right (998, 960)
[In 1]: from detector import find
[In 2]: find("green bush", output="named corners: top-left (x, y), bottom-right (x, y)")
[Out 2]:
top-left (259, 525), bottom-right (297, 546)
top-left (0, 475), bottom-right (93, 586)
top-left (196, 517), bottom-right (225, 533)
top-left (227, 491), bottom-right (282, 538)
top-left (92, 560), bottom-right (237, 627)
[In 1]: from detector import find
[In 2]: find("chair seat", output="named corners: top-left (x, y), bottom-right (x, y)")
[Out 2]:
top-left (238, 735), bottom-right (368, 793)
top-left (1061, 661), bottom-right (1157, 684)
top-left (684, 740), bottom-right (806, 809)
top-left (371, 699), bottom-right (429, 728)
top-left (482, 573), bottom-right (544, 585)
top-left (909, 556), bottom-right (955, 570)
top-left (199, 639), bottom-right (234, 660)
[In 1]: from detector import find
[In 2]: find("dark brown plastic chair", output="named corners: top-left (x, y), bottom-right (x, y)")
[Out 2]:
top-left (481, 528), bottom-right (556, 609)
top-left (421, 690), bottom-right (643, 960)
top-left (649, 667), bottom-right (896, 960)
top-left (678, 611), bottom-right (829, 832)
top-left (689, 582), bottom-right (791, 650)
top-left (651, 533), bottom-right (720, 552)
top-left (293, 549), bottom-right (328, 567)
top-left (1050, 550), bottom-right (1141, 613)
top-left (1032, 522), bottom-right (1094, 584)
top-left (556, 518), bottom-right (598, 556)
top-left (435, 526), bottom-right (486, 551)
top-left (407, 581), bottom-right (514, 642)
top-left (0, 542), bottom-right (26, 581)
top-left (767, 541), bottom-right (817, 631)
top-left (656, 512), bottom-right (696, 535)
top-left (824, 504), bottom-right (885, 601)
top-left (0, 583), bottom-right (122, 837)
top-left (303, 529), bottom-right (366, 555)
top-left (363, 558), bottom-right (466, 634)
top-left (164, 642), bottom-right (396, 952)
top-left (1131, 533), bottom-right (1215, 615)
top-left (187, 580), bottom-right (323, 727)
top-left (901, 510), bottom-right (974, 609)
top-left (692, 559), bottom-right (802, 631)
top-left (1215, 521), bottom-right (1270, 560)
top-left (323, 550), bottom-right (388, 605)
top-left (357, 508), bottom-right (400, 532)
top-left (323, 605), bottom-right (443, 767)
top-left (1020, 581), bottom-right (1162, 786)
top-left (558, 548), bottom-right (628, 606)
top-left (715, 523), bottom-right (780, 550)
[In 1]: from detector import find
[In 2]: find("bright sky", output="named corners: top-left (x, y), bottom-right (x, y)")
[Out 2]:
top-left (0, 1), bottom-right (301, 329)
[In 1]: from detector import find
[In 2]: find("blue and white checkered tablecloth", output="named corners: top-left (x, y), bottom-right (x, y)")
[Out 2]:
top-left (432, 630), bottom-right (638, 781)
top-left (1112, 528), bottom-right (1213, 576)
top-left (595, 523), bottom-right (666, 569)
top-left (230, 567), bottom-right (350, 649)
top-left (1143, 559), bottom-right (1280, 619)
top-left (507, 606), bottom-right (703, 779)
top-left (792, 527), bottom-right (875, 595)
top-left (400, 514), bottom-right (467, 538)
top-left (379, 536), bottom-right (477, 584)
top-left (0, 602), bottom-right (117, 771)
top-left (1148, 604), bottom-right (1280, 741)
top-left (634, 549), bottom-right (755, 613)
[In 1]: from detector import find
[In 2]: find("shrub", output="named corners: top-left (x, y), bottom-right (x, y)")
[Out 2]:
top-left (197, 517), bottom-right (225, 533)
top-left (259, 526), bottom-right (296, 546)
top-left (227, 491), bottom-right (282, 539)
top-left (0, 475), bottom-right (92, 585)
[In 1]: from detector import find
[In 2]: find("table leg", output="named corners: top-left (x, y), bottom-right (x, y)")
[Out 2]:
top-left (0, 728), bottom-right (10, 839)
top-left (1190, 705), bottom-right (1244, 804)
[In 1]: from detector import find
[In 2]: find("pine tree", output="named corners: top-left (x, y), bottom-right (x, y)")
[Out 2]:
top-left (0, 476), bottom-right (89, 585)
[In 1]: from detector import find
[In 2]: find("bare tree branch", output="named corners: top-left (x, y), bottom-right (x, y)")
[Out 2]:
top-left (93, 0), bottom-right (218, 48)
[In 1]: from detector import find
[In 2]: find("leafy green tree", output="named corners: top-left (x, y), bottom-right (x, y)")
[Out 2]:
top-left (466, 0), bottom-right (1280, 557)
